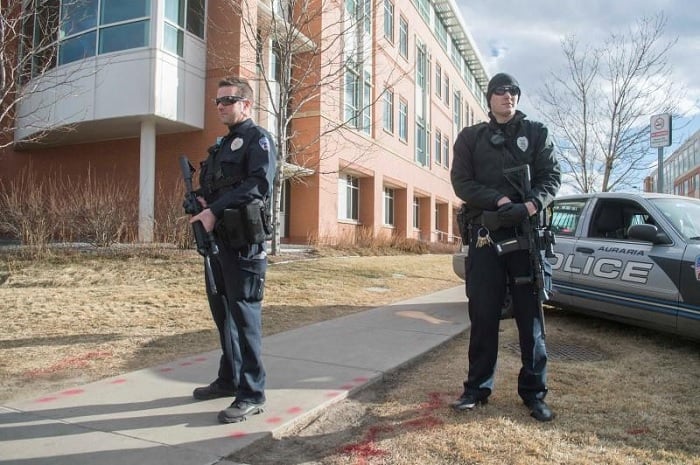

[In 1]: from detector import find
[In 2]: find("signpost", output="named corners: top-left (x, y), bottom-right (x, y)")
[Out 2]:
top-left (650, 113), bottom-right (672, 193)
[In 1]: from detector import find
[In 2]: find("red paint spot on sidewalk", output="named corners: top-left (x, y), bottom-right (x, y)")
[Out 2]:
top-left (287, 407), bottom-right (303, 414)
top-left (158, 367), bottom-right (174, 373)
top-left (60, 389), bottom-right (84, 396)
top-left (34, 396), bottom-right (58, 403)
top-left (110, 379), bottom-right (127, 384)
top-left (265, 417), bottom-right (283, 424)
top-left (228, 431), bottom-right (247, 438)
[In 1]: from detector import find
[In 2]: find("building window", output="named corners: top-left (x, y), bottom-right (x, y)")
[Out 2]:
top-left (383, 0), bottom-right (394, 42)
top-left (344, 0), bottom-right (372, 135)
top-left (443, 135), bottom-right (450, 168)
top-left (343, 69), bottom-right (372, 134)
top-left (416, 0), bottom-right (429, 21)
top-left (164, 0), bottom-right (205, 56)
top-left (415, 40), bottom-right (428, 166)
top-left (444, 75), bottom-right (449, 106)
top-left (453, 90), bottom-right (462, 134)
top-left (435, 63), bottom-right (442, 98)
top-left (451, 39), bottom-right (461, 66)
top-left (382, 88), bottom-right (394, 133)
top-left (435, 129), bottom-right (442, 165)
top-left (338, 174), bottom-right (359, 221)
top-left (415, 121), bottom-right (427, 166)
top-left (413, 197), bottom-right (420, 229)
top-left (20, 1), bottom-right (59, 82)
top-left (399, 16), bottom-right (408, 58)
top-left (398, 98), bottom-right (408, 141)
top-left (435, 17), bottom-right (447, 50)
top-left (383, 188), bottom-right (395, 226)
top-left (24, 0), bottom-right (152, 69)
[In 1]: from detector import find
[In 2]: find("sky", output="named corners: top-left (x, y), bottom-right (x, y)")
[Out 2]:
top-left (454, 0), bottom-right (700, 183)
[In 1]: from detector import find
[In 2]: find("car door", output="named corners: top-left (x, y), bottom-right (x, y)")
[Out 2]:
top-left (547, 197), bottom-right (590, 307)
top-left (678, 242), bottom-right (700, 339)
top-left (564, 197), bottom-right (681, 333)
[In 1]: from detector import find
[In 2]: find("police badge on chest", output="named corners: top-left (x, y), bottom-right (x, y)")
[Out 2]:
top-left (231, 138), bottom-right (244, 151)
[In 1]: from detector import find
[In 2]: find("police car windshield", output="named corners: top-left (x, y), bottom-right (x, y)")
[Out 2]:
top-left (650, 197), bottom-right (700, 241)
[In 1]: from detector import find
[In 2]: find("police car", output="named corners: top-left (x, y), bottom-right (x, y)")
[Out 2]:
top-left (453, 193), bottom-right (700, 340)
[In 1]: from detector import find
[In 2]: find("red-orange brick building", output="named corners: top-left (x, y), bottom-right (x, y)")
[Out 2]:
top-left (0, 0), bottom-right (490, 244)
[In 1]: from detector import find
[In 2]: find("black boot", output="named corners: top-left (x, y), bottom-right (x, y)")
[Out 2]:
top-left (524, 399), bottom-right (554, 422)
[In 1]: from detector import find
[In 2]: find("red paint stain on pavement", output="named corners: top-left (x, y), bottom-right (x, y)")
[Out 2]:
top-left (158, 367), bottom-right (174, 372)
top-left (60, 389), bottom-right (85, 396)
top-left (353, 377), bottom-right (369, 383)
top-left (193, 357), bottom-right (207, 362)
top-left (325, 391), bottom-right (341, 398)
top-left (340, 384), bottom-right (355, 390)
top-left (179, 361), bottom-right (193, 366)
top-left (228, 431), bottom-right (247, 438)
top-left (34, 396), bottom-right (58, 403)
top-left (265, 417), bottom-right (283, 424)
top-left (287, 406), bottom-right (303, 414)
top-left (110, 378), bottom-right (127, 384)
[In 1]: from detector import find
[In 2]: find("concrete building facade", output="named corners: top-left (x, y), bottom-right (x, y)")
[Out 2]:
top-left (0, 0), bottom-right (490, 245)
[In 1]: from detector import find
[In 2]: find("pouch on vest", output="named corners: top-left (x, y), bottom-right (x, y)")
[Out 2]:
top-left (243, 199), bottom-right (272, 244)
top-left (222, 208), bottom-right (249, 248)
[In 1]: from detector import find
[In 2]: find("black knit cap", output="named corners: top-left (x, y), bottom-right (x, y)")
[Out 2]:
top-left (486, 73), bottom-right (520, 107)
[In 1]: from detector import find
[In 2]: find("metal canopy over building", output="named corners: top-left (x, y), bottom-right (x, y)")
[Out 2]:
top-left (431, 0), bottom-right (489, 90)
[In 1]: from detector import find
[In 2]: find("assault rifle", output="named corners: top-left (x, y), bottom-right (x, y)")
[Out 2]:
top-left (180, 155), bottom-right (241, 365)
top-left (503, 164), bottom-right (555, 339)
top-left (179, 155), bottom-right (220, 294)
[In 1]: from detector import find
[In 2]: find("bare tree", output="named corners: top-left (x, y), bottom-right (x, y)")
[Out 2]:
top-left (1, 0), bottom-right (91, 149)
top-left (212, 0), bottom-right (408, 253)
top-left (536, 13), bottom-right (681, 193)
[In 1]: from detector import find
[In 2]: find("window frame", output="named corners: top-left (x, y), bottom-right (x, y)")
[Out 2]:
top-left (383, 187), bottom-right (395, 226)
top-left (383, 0), bottom-right (394, 43)
top-left (398, 15), bottom-right (408, 59)
top-left (382, 87), bottom-right (394, 133)
top-left (398, 98), bottom-right (408, 142)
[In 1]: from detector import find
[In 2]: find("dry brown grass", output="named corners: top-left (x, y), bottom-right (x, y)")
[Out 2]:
top-left (232, 310), bottom-right (700, 465)
top-left (0, 247), bottom-right (461, 403)
top-left (1, 247), bottom-right (698, 465)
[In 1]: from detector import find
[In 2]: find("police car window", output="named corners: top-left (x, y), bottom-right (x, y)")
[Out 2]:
top-left (550, 200), bottom-right (585, 236)
top-left (590, 200), bottom-right (653, 240)
top-left (651, 197), bottom-right (700, 240)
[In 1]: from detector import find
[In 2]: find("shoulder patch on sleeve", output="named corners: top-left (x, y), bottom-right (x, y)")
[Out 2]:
top-left (259, 136), bottom-right (270, 152)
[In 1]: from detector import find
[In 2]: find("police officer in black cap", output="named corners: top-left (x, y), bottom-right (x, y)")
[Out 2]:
top-left (189, 76), bottom-right (276, 423)
top-left (450, 73), bottom-right (560, 421)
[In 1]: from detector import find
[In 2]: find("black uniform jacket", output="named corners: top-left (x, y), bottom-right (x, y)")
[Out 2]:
top-left (201, 118), bottom-right (277, 218)
top-left (451, 110), bottom-right (560, 213)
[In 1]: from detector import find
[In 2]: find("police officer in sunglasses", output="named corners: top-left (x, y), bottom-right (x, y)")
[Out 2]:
top-left (188, 76), bottom-right (276, 423)
top-left (450, 73), bottom-right (561, 421)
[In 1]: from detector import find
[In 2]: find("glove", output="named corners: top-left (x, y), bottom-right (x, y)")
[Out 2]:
top-left (497, 203), bottom-right (529, 227)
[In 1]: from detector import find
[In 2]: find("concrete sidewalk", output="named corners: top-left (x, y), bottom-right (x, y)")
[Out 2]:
top-left (0, 285), bottom-right (467, 465)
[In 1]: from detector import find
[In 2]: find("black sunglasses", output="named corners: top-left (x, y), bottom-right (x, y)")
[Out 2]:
top-left (214, 96), bottom-right (247, 106)
top-left (493, 85), bottom-right (520, 97)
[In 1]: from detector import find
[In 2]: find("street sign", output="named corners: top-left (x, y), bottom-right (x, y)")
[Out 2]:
top-left (650, 113), bottom-right (672, 148)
